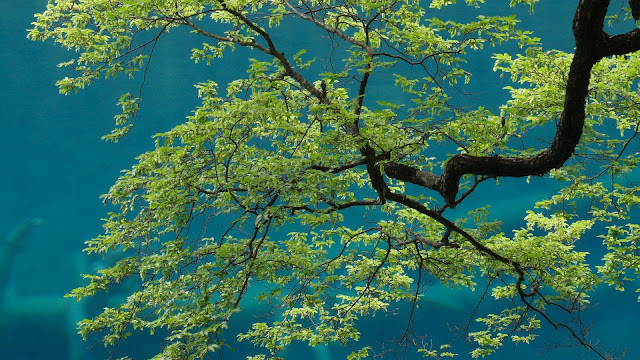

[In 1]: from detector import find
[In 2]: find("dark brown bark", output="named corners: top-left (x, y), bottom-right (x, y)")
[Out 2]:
top-left (632, 0), bottom-right (640, 21)
top-left (384, 0), bottom-right (640, 207)
top-left (384, 162), bottom-right (440, 191)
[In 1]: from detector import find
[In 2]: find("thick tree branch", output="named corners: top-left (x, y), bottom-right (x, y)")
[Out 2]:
top-left (437, 0), bottom-right (609, 206)
top-left (384, 162), bottom-right (440, 191)
top-left (385, 0), bottom-right (640, 209)
top-left (601, 28), bottom-right (640, 56)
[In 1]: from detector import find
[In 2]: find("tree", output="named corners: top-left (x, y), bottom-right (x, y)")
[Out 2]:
top-left (28, 0), bottom-right (640, 359)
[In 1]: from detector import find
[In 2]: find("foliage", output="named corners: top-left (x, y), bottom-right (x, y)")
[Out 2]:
top-left (28, 0), bottom-right (640, 359)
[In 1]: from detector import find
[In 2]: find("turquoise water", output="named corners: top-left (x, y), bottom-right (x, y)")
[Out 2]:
top-left (1, 1), bottom-right (638, 359)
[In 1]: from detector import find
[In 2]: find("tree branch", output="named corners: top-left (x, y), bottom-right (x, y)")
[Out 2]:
top-left (384, 0), bottom-right (640, 209)
top-left (283, 0), bottom-right (373, 55)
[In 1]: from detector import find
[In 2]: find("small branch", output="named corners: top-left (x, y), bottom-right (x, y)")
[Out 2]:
top-left (178, 18), bottom-right (271, 53)
top-left (384, 227), bottom-right (459, 249)
top-left (384, 190), bottom-right (518, 269)
top-left (283, 0), bottom-right (373, 55)
top-left (307, 158), bottom-right (368, 173)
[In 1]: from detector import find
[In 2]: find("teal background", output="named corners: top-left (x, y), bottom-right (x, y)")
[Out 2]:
top-left (1, 1), bottom-right (638, 359)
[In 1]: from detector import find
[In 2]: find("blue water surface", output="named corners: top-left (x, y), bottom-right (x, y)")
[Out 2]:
top-left (1, 1), bottom-right (637, 359)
